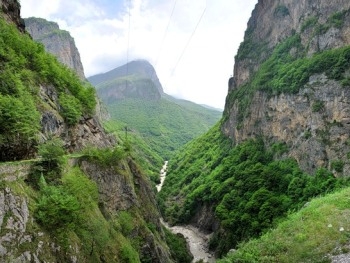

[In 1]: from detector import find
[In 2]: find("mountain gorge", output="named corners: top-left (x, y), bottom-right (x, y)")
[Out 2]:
top-left (89, 60), bottom-right (222, 181)
top-left (3, 0), bottom-right (350, 262)
top-left (158, 0), bottom-right (350, 261)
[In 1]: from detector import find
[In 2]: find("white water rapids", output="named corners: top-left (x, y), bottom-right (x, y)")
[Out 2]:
top-left (156, 161), bottom-right (215, 263)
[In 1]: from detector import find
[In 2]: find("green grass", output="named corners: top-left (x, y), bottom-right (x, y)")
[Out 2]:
top-left (219, 187), bottom-right (350, 263)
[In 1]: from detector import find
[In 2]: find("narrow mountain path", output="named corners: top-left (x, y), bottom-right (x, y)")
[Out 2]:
top-left (157, 161), bottom-right (215, 263)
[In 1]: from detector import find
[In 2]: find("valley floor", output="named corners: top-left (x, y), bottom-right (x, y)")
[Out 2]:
top-left (161, 219), bottom-right (215, 263)
top-left (157, 161), bottom-right (215, 263)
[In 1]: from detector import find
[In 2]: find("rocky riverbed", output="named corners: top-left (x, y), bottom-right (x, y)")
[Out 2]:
top-left (157, 161), bottom-right (215, 263)
top-left (162, 219), bottom-right (215, 263)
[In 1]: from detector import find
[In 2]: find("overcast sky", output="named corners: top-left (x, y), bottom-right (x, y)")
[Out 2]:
top-left (21, 0), bottom-right (258, 109)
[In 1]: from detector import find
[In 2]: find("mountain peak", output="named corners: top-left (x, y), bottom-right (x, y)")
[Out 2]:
top-left (88, 60), bottom-right (164, 102)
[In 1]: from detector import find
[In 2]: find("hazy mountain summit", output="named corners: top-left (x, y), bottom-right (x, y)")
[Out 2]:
top-left (89, 60), bottom-right (222, 161)
top-left (89, 60), bottom-right (164, 102)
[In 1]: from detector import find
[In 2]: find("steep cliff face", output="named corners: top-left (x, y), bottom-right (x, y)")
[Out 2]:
top-left (230, 0), bottom-right (350, 89)
top-left (24, 17), bottom-right (85, 80)
top-left (21, 18), bottom-right (111, 151)
top-left (80, 158), bottom-right (173, 262)
top-left (38, 84), bottom-right (114, 152)
top-left (223, 0), bottom-right (350, 174)
top-left (0, 158), bottom-right (173, 262)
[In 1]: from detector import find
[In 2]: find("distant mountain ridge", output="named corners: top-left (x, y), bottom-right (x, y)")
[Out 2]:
top-left (89, 60), bottom-right (164, 101)
top-left (89, 60), bottom-right (222, 168)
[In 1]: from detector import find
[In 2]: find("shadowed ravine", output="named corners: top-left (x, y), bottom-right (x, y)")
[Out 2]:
top-left (157, 161), bottom-right (215, 263)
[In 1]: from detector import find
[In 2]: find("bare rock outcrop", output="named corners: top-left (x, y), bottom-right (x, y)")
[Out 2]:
top-left (0, 0), bottom-right (25, 32)
top-left (0, 187), bottom-right (79, 262)
top-left (231, 0), bottom-right (350, 90)
top-left (38, 85), bottom-right (114, 152)
top-left (80, 158), bottom-right (173, 263)
top-left (24, 17), bottom-right (85, 80)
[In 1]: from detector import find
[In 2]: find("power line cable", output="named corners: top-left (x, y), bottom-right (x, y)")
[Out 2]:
top-left (125, 0), bottom-right (131, 90)
top-left (170, 2), bottom-right (206, 77)
top-left (126, 0), bottom-right (131, 76)
top-left (150, 0), bottom-right (177, 89)
top-left (154, 0), bottom-right (178, 68)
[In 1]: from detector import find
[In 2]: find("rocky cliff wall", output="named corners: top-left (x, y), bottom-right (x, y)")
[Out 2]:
top-left (39, 84), bottom-right (114, 152)
top-left (231, 0), bottom-right (350, 90)
top-left (0, 158), bottom-right (173, 262)
top-left (24, 17), bottom-right (85, 80)
top-left (223, 0), bottom-right (350, 174)
top-left (80, 158), bottom-right (173, 262)
top-left (0, 0), bottom-right (24, 31)
top-left (23, 17), bottom-right (112, 145)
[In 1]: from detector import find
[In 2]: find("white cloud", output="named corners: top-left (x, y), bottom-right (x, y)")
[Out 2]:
top-left (20, 0), bottom-right (258, 109)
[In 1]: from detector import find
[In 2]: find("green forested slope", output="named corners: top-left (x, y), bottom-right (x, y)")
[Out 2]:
top-left (106, 98), bottom-right (221, 159)
top-left (102, 97), bottom-right (222, 184)
top-left (103, 119), bottom-right (164, 183)
top-left (158, 124), bottom-right (350, 257)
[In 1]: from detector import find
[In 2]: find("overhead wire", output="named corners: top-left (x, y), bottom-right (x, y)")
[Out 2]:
top-left (154, 0), bottom-right (178, 68)
top-left (126, 0), bottom-right (131, 75)
top-left (124, 0), bottom-right (206, 94)
top-left (125, 0), bottom-right (131, 89)
top-left (169, 1), bottom-right (207, 78)
top-left (150, 0), bottom-right (178, 86)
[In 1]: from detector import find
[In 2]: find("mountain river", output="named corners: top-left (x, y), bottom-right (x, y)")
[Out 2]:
top-left (157, 161), bottom-right (215, 263)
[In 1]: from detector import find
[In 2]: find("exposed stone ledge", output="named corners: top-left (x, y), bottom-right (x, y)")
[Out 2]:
top-left (0, 163), bottom-right (32, 182)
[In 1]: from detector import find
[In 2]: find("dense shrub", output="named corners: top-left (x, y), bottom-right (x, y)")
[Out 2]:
top-left (27, 138), bottom-right (65, 188)
top-left (0, 93), bottom-right (40, 160)
top-left (59, 92), bottom-right (82, 125)
top-left (163, 227), bottom-right (193, 263)
top-left (82, 146), bottom-right (127, 167)
top-left (35, 185), bottom-right (80, 230)
top-left (38, 137), bottom-right (65, 163)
